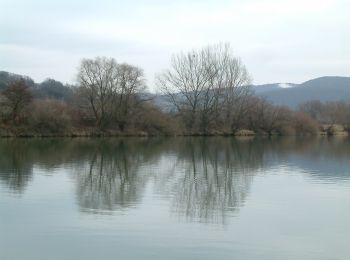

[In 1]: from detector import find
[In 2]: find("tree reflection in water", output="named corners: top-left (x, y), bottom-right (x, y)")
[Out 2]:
top-left (0, 137), bottom-right (349, 223)
top-left (0, 140), bottom-right (33, 194)
top-left (154, 137), bottom-right (260, 224)
top-left (75, 140), bottom-right (151, 214)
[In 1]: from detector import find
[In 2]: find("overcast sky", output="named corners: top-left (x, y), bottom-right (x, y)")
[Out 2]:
top-left (1, 0), bottom-right (349, 90)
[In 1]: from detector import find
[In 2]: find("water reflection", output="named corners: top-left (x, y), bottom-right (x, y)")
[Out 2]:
top-left (74, 140), bottom-right (153, 213)
top-left (155, 138), bottom-right (258, 224)
top-left (285, 137), bottom-right (350, 180)
top-left (0, 137), bottom-right (349, 222)
top-left (0, 141), bottom-right (33, 193)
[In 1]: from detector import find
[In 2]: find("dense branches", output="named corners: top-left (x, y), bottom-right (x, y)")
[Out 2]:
top-left (300, 100), bottom-right (350, 126)
top-left (77, 57), bottom-right (145, 130)
top-left (114, 63), bottom-right (146, 130)
top-left (77, 57), bottom-right (119, 129)
top-left (157, 44), bottom-right (251, 133)
top-left (0, 48), bottom-right (348, 137)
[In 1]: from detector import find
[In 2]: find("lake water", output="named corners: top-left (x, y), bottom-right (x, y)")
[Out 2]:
top-left (0, 137), bottom-right (349, 260)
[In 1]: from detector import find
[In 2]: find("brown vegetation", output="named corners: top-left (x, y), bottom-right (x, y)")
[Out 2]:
top-left (28, 100), bottom-right (73, 134)
top-left (0, 46), bottom-right (349, 137)
top-left (299, 100), bottom-right (350, 135)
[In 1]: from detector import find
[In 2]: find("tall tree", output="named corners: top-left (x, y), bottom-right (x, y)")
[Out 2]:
top-left (77, 57), bottom-right (119, 129)
top-left (157, 43), bottom-right (251, 133)
top-left (114, 63), bottom-right (145, 131)
top-left (77, 57), bottom-right (145, 130)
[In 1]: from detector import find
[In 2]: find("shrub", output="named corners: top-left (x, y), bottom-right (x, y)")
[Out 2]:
top-left (294, 112), bottom-right (319, 135)
top-left (29, 100), bottom-right (72, 134)
top-left (135, 103), bottom-right (182, 135)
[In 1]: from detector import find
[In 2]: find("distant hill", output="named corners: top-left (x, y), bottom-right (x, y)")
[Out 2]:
top-left (252, 83), bottom-right (298, 94)
top-left (0, 71), bottom-right (35, 90)
top-left (254, 76), bottom-right (350, 107)
top-left (0, 71), bottom-right (73, 101)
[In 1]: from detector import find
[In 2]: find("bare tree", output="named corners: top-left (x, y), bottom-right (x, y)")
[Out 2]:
top-left (2, 80), bottom-right (32, 124)
top-left (114, 63), bottom-right (146, 131)
top-left (220, 53), bottom-right (252, 132)
top-left (299, 100), bottom-right (325, 122)
top-left (300, 100), bottom-right (350, 129)
top-left (157, 49), bottom-right (212, 131)
top-left (247, 97), bottom-right (283, 135)
top-left (324, 101), bottom-right (350, 127)
top-left (77, 57), bottom-right (146, 130)
top-left (157, 43), bottom-right (251, 133)
top-left (77, 57), bottom-right (119, 129)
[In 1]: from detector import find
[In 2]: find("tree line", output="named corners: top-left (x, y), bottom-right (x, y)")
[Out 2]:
top-left (0, 44), bottom-right (348, 136)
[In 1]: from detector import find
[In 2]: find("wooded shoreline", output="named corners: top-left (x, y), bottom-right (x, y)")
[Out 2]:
top-left (0, 125), bottom-right (347, 138)
top-left (1, 45), bottom-right (349, 137)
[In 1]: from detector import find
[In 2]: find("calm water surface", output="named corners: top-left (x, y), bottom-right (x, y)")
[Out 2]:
top-left (0, 137), bottom-right (350, 260)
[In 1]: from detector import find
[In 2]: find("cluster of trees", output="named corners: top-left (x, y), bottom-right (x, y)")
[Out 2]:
top-left (157, 44), bottom-right (319, 135)
top-left (299, 100), bottom-right (350, 128)
top-left (0, 61), bottom-right (174, 136)
top-left (0, 44), bottom-right (348, 136)
top-left (0, 80), bottom-right (74, 134)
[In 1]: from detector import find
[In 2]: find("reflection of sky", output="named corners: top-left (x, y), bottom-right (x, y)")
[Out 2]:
top-left (1, 160), bottom-right (350, 260)
top-left (285, 154), bottom-right (350, 181)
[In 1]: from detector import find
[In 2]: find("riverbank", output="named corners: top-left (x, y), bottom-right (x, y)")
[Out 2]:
top-left (0, 125), bottom-right (348, 138)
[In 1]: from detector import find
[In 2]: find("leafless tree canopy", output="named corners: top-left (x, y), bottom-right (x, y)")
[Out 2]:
top-left (77, 57), bottom-right (146, 129)
top-left (0, 49), bottom-right (343, 137)
top-left (157, 43), bottom-right (252, 133)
